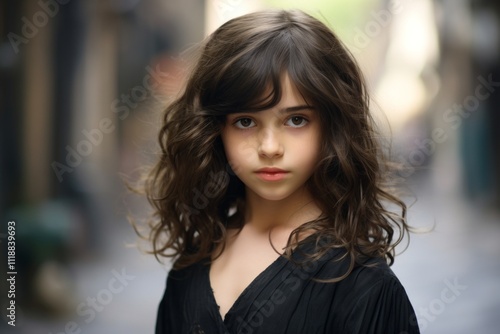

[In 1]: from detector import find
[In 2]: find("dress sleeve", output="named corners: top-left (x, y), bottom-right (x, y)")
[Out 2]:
top-left (342, 274), bottom-right (420, 334)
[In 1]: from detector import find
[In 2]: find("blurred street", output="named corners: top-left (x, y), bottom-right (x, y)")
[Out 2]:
top-left (393, 177), bottom-right (500, 334)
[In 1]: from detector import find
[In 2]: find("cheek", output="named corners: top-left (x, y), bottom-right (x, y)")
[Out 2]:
top-left (222, 128), bottom-right (255, 156)
top-left (221, 131), bottom-right (251, 172)
top-left (294, 131), bottom-right (321, 164)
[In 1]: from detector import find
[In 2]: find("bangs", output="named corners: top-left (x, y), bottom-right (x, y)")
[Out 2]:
top-left (200, 28), bottom-right (313, 115)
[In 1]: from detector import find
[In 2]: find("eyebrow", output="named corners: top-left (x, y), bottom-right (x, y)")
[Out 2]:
top-left (278, 105), bottom-right (315, 113)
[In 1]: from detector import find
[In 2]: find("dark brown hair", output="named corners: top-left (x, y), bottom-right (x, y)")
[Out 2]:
top-left (140, 9), bottom-right (411, 279)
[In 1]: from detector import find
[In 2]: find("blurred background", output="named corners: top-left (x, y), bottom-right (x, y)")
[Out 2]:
top-left (1, 0), bottom-right (499, 333)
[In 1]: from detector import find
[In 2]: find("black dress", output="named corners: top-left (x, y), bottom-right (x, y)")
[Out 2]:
top-left (155, 238), bottom-right (420, 334)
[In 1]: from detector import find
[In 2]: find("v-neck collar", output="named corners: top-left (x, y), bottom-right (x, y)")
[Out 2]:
top-left (203, 233), bottom-right (328, 331)
top-left (205, 253), bottom-right (288, 326)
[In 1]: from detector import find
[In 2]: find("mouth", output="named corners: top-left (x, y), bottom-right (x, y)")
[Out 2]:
top-left (255, 167), bottom-right (289, 181)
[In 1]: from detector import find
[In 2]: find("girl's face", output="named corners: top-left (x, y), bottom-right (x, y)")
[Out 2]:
top-left (221, 74), bottom-right (321, 202)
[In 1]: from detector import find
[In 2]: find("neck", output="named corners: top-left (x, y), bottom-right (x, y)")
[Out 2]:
top-left (243, 186), bottom-right (322, 234)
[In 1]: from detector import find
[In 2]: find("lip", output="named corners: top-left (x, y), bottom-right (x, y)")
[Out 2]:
top-left (255, 167), bottom-right (289, 181)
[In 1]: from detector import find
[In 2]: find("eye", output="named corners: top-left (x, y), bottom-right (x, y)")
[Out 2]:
top-left (234, 117), bottom-right (256, 129)
top-left (285, 116), bottom-right (308, 128)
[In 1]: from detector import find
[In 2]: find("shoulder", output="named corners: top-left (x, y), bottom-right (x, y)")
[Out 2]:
top-left (342, 257), bottom-right (412, 310)
top-left (320, 255), bottom-right (419, 333)
top-left (167, 257), bottom-right (208, 283)
top-left (314, 250), bottom-right (409, 299)
top-left (313, 252), bottom-right (406, 300)
top-left (300, 246), bottom-right (419, 333)
top-left (340, 256), bottom-right (402, 292)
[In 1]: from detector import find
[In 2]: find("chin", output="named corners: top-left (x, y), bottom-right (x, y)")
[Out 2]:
top-left (251, 188), bottom-right (296, 202)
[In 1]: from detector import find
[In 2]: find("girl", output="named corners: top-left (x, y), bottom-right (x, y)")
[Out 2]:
top-left (144, 9), bottom-right (420, 334)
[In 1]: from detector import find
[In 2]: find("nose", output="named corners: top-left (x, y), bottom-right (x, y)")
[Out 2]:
top-left (257, 128), bottom-right (283, 158)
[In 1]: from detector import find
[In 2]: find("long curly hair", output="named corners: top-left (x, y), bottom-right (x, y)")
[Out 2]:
top-left (140, 9), bottom-right (412, 279)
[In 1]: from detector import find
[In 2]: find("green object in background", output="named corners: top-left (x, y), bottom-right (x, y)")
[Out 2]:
top-left (4, 200), bottom-right (79, 265)
top-left (263, 0), bottom-right (377, 40)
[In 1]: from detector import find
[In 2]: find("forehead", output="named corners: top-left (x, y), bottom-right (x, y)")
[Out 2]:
top-left (279, 73), bottom-right (308, 105)
top-left (253, 72), bottom-right (312, 113)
